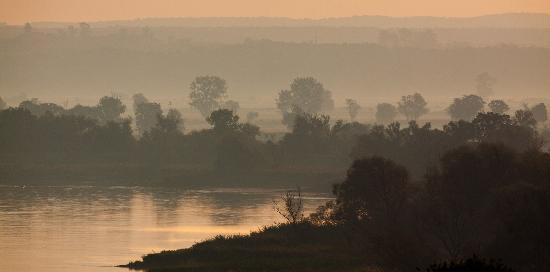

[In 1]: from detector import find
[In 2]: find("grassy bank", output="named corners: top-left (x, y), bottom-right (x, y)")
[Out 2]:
top-left (122, 222), bottom-right (369, 272)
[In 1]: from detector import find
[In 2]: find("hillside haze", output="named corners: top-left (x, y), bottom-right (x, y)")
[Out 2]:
top-left (1, 13), bottom-right (549, 107)
top-left (26, 13), bottom-right (550, 28)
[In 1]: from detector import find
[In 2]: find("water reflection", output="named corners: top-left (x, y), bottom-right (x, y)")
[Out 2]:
top-left (0, 185), bottom-right (331, 272)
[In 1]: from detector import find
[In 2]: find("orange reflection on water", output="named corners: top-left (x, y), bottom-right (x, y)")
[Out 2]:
top-left (0, 186), bottom-right (329, 272)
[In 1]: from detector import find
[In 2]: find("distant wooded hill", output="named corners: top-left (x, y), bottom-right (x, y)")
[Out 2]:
top-left (1, 39), bottom-right (548, 105)
top-left (0, 13), bottom-right (549, 106)
top-left (25, 13), bottom-right (550, 28)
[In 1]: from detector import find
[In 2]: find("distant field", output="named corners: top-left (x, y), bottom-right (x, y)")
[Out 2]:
top-left (174, 100), bottom-right (550, 134)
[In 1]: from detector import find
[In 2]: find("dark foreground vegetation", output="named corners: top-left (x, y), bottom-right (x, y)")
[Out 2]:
top-left (124, 223), bottom-right (362, 272)
top-left (124, 143), bottom-right (550, 271)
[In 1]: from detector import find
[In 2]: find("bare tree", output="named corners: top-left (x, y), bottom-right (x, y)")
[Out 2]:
top-left (273, 187), bottom-right (304, 224)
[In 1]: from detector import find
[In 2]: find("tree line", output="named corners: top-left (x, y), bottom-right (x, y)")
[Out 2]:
top-left (0, 76), bottom-right (548, 179)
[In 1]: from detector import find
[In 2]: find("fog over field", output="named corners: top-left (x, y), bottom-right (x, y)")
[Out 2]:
top-left (1, 13), bottom-right (549, 111)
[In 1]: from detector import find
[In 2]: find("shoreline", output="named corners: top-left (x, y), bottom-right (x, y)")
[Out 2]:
top-left (0, 162), bottom-right (343, 192)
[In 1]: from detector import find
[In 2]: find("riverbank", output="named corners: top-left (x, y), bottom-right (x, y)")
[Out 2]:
top-left (0, 162), bottom-right (343, 192)
top-left (122, 222), bottom-right (369, 272)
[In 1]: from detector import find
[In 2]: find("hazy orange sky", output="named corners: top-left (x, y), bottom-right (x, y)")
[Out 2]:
top-left (1, 0), bottom-right (550, 24)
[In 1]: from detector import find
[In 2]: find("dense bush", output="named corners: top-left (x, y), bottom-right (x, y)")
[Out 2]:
top-left (317, 143), bottom-right (550, 271)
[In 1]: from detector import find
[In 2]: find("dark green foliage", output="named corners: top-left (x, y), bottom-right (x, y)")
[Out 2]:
top-left (66, 104), bottom-right (101, 120)
top-left (335, 157), bottom-right (409, 223)
top-left (204, 109), bottom-right (265, 172)
top-left (206, 109), bottom-right (240, 132)
top-left (0, 107), bottom-right (134, 162)
top-left (214, 133), bottom-right (264, 172)
top-left (420, 144), bottom-right (519, 259)
top-left (19, 99), bottom-right (65, 116)
top-left (448, 95), bottom-right (485, 121)
top-left (352, 121), bottom-right (448, 178)
top-left (97, 96), bottom-right (126, 123)
top-left (19, 96), bottom-right (126, 124)
top-left (333, 157), bottom-right (431, 271)
top-left (352, 111), bottom-right (540, 178)
top-left (138, 110), bottom-right (185, 165)
top-left (135, 102), bottom-right (163, 135)
top-left (1, 98), bottom-right (544, 188)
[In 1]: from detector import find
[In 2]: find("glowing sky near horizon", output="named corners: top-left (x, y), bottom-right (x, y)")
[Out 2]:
top-left (1, 0), bottom-right (550, 24)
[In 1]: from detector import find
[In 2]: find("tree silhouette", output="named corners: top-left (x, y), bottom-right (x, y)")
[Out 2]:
top-left (132, 93), bottom-right (149, 113)
top-left (207, 109), bottom-right (240, 132)
top-left (273, 187), bottom-right (304, 224)
top-left (19, 99), bottom-right (65, 116)
top-left (97, 96), bottom-right (126, 123)
top-left (529, 103), bottom-right (548, 124)
top-left (488, 100), bottom-right (509, 114)
top-left (448, 95), bottom-right (485, 121)
top-left (189, 75), bottom-right (227, 117)
top-left (135, 102), bottom-right (162, 135)
top-left (513, 109), bottom-right (537, 128)
top-left (422, 144), bottom-right (518, 259)
top-left (164, 109), bottom-right (184, 132)
top-left (0, 96), bottom-right (7, 110)
top-left (375, 103), bottom-right (398, 124)
top-left (398, 93), bottom-right (429, 121)
top-left (334, 156), bottom-right (409, 223)
top-left (345, 98), bottom-right (361, 121)
top-left (277, 77), bottom-right (334, 128)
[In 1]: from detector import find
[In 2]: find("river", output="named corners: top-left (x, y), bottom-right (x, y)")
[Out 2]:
top-left (0, 185), bottom-right (331, 271)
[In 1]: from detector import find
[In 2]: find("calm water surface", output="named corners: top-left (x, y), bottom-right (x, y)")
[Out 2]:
top-left (0, 185), bottom-right (331, 272)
